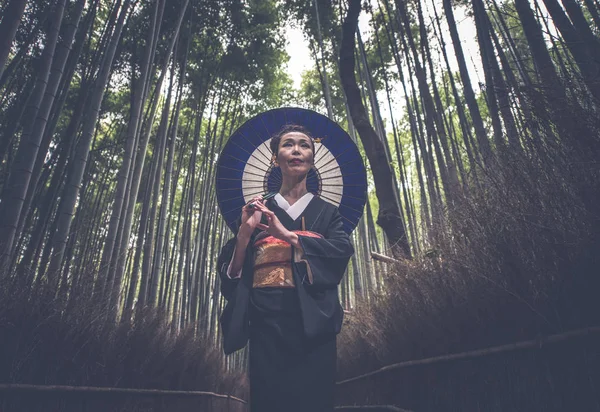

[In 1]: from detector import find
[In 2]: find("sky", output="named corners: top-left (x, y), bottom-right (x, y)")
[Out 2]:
top-left (284, 11), bottom-right (373, 89)
top-left (283, 2), bottom-right (483, 124)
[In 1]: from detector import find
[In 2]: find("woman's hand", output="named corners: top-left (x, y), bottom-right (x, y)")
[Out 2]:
top-left (238, 196), bottom-right (263, 239)
top-left (254, 203), bottom-right (300, 248)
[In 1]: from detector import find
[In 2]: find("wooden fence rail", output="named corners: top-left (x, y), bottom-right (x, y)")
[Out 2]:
top-left (337, 325), bottom-right (600, 385)
top-left (0, 383), bottom-right (246, 404)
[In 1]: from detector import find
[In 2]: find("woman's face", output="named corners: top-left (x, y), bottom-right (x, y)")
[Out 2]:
top-left (274, 132), bottom-right (314, 178)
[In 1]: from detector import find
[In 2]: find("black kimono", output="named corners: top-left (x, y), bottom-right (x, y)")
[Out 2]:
top-left (217, 194), bottom-right (354, 412)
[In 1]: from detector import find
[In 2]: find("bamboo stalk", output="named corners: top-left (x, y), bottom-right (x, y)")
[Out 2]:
top-left (337, 326), bottom-right (600, 385)
top-left (371, 251), bottom-right (402, 265)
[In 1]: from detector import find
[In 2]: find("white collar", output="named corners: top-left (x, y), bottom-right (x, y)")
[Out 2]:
top-left (274, 192), bottom-right (314, 221)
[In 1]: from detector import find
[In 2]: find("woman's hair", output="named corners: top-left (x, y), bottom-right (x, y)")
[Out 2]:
top-left (270, 124), bottom-right (315, 158)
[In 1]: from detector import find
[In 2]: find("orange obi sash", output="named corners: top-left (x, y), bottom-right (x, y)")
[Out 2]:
top-left (253, 230), bottom-right (322, 288)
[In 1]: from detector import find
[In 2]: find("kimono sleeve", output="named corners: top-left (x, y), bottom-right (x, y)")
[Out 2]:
top-left (217, 237), bottom-right (241, 301)
top-left (295, 208), bottom-right (354, 287)
top-left (217, 235), bottom-right (254, 355)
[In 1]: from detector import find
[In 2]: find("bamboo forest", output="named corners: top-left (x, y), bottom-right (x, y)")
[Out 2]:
top-left (1, 0), bottom-right (599, 410)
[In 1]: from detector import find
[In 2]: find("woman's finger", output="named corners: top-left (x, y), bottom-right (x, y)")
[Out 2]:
top-left (244, 196), bottom-right (263, 210)
top-left (243, 206), bottom-right (259, 216)
top-left (257, 206), bottom-right (274, 217)
top-left (256, 223), bottom-right (268, 231)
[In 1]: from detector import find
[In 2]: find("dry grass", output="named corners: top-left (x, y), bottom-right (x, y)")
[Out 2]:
top-left (337, 131), bottom-right (600, 410)
top-left (0, 283), bottom-right (247, 411)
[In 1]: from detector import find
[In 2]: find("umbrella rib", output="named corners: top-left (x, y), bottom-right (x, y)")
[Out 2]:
top-left (319, 165), bottom-right (342, 176)
top-left (330, 202), bottom-right (367, 215)
top-left (226, 136), bottom-right (260, 160)
top-left (314, 141), bottom-right (326, 158)
top-left (247, 120), bottom-right (274, 162)
top-left (246, 150), bottom-right (272, 170)
top-left (314, 145), bottom-right (355, 170)
top-left (319, 175), bottom-right (343, 181)
top-left (221, 166), bottom-right (264, 179)
top-left (321, 183), bottom-right (365, 187)
top-left (319, 172), bottom-right (364, 180)
top-left (339, 203), bottom-right (366, 214)
top-left (316, 157), bottom-right (342, 173)
top-left (315, 117), bottom-right (330, 157)
top-left (319, 193), bottom-right (341, 205)
top-left (319, 157), bottom-right (363, 175)
top-left (244, 189), bottom-right (265, 198)
top-left (320, 188), bottom-right (344, 197)
top-left (221, 189), bottom-right (264, 204)
top-left (256, 142), bottom-right (273, 163)
top-left (236, 130), bottom-right (272, 163)
top-left (220, 185), bottom-right (265, 191)
top-left (221, 152), bottom-right (269, 170)
top-left (219, 164), bottom-right (249, 173)
top-left (316, 196), bottom-right (360, 226)
top-left (320, 189), bottom-right (367, 203)
top-left (338, 213), bottom-right (357, 226)
top-left (218, 177), bottom-right (264, 183)
top-left (259, 113), bottom-right (275, 142)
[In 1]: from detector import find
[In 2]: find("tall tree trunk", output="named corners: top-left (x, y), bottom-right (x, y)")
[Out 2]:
top-left (0, 0), bottom-right (67, 268)
top-left (0, 79), bottom-right (34, 187)
top-left (515, 0), bottom-right (597, 158)
top-left (487, 9), bottom-right (535, 148)
top-left (443, 0), bottom-right (493, 166)
top-left (339, 0), bottom-right (410, 260)
top-left (379, 0), bottom-right (433, 231)
top-left (148, 58), bottom-right (186, 309)
top-left (313, 0), bottom-right (334, 119)
top-left (582, 0), bottom-right (600, 28)
top-left (391, 0), bottom-right (442, 223)
top-left (488, 0), bottom-right (533, 86)
top-left (472, 0), bottom-right (506, 151)
top-left (162, 120), bottom-right (191, 310)
top-left (108, 0), bottom-right (188, 319)
top-left (561, 0), bottom-right (600, 55)
top-left (96, 0), bottom-right (163, 308)
top-left (373, 15), bottom-right (418, 253)
top-left (431, 0), bottom-right (479, 183)
top-left (46, 0), bottom-right (130, 286)
top-left (23, 82), bottom-right (93, 280)
top-left (0, 0), bottom-right (28, 80)
top-left (15, 0), bottom-right (87, 245)
top-left (124, 58), bottom-right (175, 320)
top-left (394, 0), bottom-right (449, 221)
top-left (416, 0), bottom-right (461, 201)
top-left (542, 0), bottom-right (600, 101)
top-left (171, 158), bottom-right (192, 331)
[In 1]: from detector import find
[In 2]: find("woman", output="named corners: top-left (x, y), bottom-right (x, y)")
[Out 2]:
top-left (217, 124), bottom-right (354, 412)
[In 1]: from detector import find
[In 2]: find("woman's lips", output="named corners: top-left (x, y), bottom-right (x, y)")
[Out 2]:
top-left (289, 159), bottom-right (303, 164)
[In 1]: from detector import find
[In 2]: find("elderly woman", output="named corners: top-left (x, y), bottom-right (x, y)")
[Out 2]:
top-left (217, 124), bottom-right (354, 412)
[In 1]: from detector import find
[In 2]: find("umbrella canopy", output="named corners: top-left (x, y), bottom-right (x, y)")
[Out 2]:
top-left (216, 107), bottom-right (367, 234)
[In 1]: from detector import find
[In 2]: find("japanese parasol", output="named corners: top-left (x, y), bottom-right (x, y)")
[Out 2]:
top-left (216, 107), bottom-right (367, 234)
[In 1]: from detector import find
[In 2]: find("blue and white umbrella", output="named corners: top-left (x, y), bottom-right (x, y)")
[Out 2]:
top-left (216, 107), bottom-right (367, 234)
